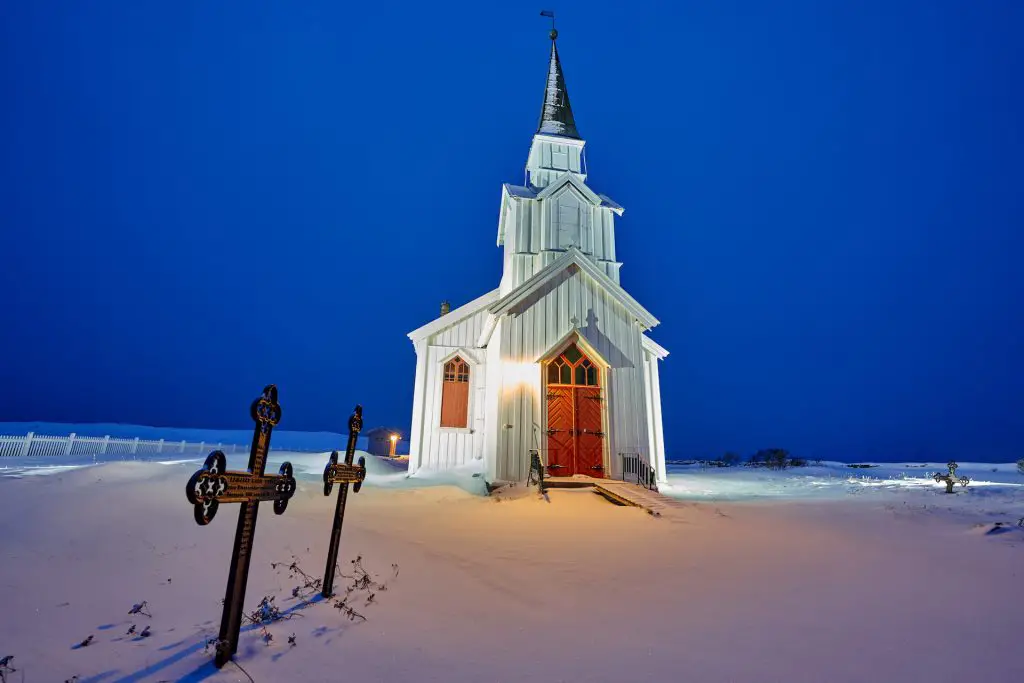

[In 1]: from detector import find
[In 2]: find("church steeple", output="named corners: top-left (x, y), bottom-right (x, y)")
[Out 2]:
top-left (525, 27), bottom-right (587, 189)
top-left (537, 30), bottom-right (580, 139)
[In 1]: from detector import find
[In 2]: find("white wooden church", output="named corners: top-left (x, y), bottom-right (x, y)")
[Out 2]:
top-left (406, 30), bottom-right (669, 486)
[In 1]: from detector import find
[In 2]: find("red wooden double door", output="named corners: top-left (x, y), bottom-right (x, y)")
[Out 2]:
top-left (546, 343), bottom-right (605, 477)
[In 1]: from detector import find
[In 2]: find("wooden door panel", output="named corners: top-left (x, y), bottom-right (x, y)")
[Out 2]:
top-left (546, 387), bottom-right (575, 476)
top-left (575, 387), bottom-right (604, 477)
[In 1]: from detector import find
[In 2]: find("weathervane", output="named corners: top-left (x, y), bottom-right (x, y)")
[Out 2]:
top-left (540, 10), bottom-right (557, 39)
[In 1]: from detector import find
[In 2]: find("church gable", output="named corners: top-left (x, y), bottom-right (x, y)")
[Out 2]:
top-left (535, 171), bottom-right (602, 206)
top-left (489, 248), bottom-right (658, 330)
top-left (497, 264), bottom-right (644, 370)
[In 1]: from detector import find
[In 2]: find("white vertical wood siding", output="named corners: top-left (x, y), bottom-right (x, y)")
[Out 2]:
top-left (501, 183), bottom-right (620, 297)
top-left (526, 136), bottom-right (585, 188)
top-left (493, 265), bottom-right (652, 482)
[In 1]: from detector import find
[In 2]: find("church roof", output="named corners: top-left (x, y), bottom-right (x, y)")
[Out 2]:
top-left (537, 35), bottom-right (580, 139)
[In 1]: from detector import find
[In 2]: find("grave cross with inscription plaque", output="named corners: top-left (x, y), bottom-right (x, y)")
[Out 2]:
top-left (185, 384), bottom-right (296, 668)
top-left (321, 405), bottom-right (367, 598)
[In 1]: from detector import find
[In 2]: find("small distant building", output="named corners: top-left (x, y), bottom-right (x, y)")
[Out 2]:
top-left (364, 427), bottom-right (406, 457)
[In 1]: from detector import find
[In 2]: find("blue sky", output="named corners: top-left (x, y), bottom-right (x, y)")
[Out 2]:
top-left (1, 1), bottom-right (1021, 461)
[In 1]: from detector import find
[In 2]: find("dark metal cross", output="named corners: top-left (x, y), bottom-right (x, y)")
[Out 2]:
top-left (185, 384), bottom-right (296, 668)
top-left (321, 405), bottom-right (366, 598)
top-left (933, 460), bottom-right (970, 493)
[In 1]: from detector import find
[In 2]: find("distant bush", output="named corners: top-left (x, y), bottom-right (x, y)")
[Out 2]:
top-left (1017, 458), bottom-right (1024, 475)
top-left (722, 452), bottom-right (742, 467)
top-left (754, 448), bottom-right (790, 470)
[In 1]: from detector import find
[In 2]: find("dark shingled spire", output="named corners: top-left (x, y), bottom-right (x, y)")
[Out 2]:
top-left (537, 30), bottom-right (580, 139)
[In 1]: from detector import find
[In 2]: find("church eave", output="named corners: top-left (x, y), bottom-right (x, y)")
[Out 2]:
top-left (642, 334), bottom-right (670, 359)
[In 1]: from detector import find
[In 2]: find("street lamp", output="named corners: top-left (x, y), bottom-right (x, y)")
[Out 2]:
top-left (388, 433), bottom-right (399, 458)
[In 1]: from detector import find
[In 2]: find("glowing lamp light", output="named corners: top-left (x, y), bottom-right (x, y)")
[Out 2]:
top-left (388, 433), bottom-right (399, 457)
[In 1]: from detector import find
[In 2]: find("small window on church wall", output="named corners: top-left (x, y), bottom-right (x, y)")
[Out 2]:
top-left (440, 357), bottom-right (470, 428)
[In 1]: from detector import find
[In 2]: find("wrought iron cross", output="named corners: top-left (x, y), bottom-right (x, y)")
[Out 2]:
top-left (933, 460), bottom-right (970, 494)
top-left (321, 404), bottom-right (367, 598)
top-left (185, 384), bottom-right (296, 668)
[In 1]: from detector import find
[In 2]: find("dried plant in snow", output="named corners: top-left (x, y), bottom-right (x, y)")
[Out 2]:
top-left (0, 656), bottom-right (16, 683)
top-left (128, 600), bottom-right (152, 618)
top-left (243, 595), bottom-right (302, 628)
top-left (271, 556), bottom-right (324, 603)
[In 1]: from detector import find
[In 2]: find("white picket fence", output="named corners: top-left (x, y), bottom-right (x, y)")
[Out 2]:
top-left (0, 432), bottom-right (246, 458)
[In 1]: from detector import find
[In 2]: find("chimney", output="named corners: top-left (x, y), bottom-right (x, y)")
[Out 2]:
top-left (440, 300), bottom-right (451, 317)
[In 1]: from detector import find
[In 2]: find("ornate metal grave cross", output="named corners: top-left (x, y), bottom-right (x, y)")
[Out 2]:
top-left (321, 405), bottom-right (367, 598)
top-left (933, 460), bottom-right (970, 493)
top-left (185, 384), bottom-right (296, 668)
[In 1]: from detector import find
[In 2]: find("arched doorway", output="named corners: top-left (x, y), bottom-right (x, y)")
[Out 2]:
top-left (545, 342), bottom-right (605, 477)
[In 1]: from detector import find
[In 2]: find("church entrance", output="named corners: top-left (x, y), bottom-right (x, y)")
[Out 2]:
top-left (545, 342), bottom-right (605, 477)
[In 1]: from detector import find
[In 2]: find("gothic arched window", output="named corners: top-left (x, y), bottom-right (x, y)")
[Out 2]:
top-left (440, 356), bottom-right (470, 428)
top-left (546, 343), bottom-right (599, 387)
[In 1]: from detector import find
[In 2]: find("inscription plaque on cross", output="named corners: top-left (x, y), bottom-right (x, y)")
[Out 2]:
top-left (184, 384), bottom-right (296, 668)
top-left (321, 404), bottom-right (367, 598)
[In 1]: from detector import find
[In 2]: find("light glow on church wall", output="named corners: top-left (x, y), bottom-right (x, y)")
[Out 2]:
top-left (500, 362), bottom-right (541, 396)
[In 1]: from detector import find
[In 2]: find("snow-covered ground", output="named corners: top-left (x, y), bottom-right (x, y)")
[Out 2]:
top-left (0, 458), bottom-right (1021, 682)
top-left (661, 461), bottom-right (1024, 531)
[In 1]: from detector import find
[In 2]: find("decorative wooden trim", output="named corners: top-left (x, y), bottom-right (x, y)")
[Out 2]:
top-left (641, 333), bottom-right (670, 359)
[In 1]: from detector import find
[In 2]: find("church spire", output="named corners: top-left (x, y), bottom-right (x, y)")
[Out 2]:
top-left (536, 28), bottom-right (580, 140)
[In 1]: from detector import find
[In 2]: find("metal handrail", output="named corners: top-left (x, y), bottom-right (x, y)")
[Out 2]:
top-left (527, 449), bottom-right (546, 495)
top-left (619, 452), bottom-right (657, 490)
